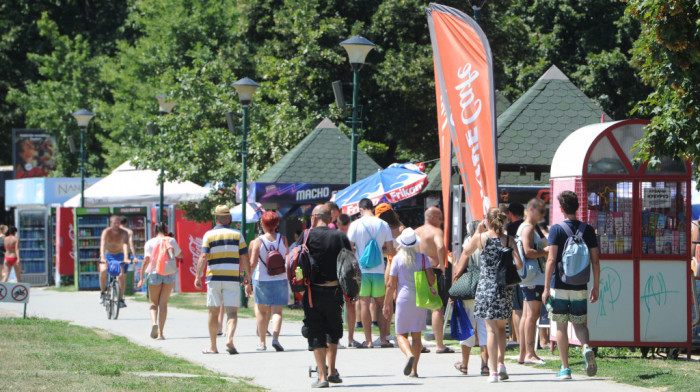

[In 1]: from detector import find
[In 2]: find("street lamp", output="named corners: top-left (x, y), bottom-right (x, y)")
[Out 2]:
top-left (232, 77), bottom-right (260, 236)
top-left (72, 109), bottom-right (95, 208)
top-left (340, 35), bottom-right (375, 184)
top-left (154, 94), bottom-right (177, 223)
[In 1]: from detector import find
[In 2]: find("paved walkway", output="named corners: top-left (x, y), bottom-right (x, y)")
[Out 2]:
top-left (0, 289), bottom-right (649, 391)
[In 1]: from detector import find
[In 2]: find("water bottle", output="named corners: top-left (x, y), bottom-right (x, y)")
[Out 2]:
top-left (295, 266), bottom-right (303, 280)
top-left (545, 296), bottom-right (553, 312)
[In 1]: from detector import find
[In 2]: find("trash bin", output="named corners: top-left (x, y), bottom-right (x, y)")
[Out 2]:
top-left (126, 270), bottom-right (134, 296)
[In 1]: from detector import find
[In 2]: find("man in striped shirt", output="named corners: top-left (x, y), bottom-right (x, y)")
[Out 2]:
top-left (195, 205), bottom-right (252, 354)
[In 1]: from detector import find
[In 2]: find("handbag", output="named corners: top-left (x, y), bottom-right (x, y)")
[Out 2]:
top-left (450, 299), bottom-right (475, 341)
top-left (449, 253), bottom-right (480, 300)
top-left (415, 255), bottom-right (443, 310)
top-left (495, 235), bottom-right (521, 288)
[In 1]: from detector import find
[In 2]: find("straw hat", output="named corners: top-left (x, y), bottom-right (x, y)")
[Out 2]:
top-left (397, 228), bottom-right (421, 248)
top-left (214, 205), bottom-right (231, 216)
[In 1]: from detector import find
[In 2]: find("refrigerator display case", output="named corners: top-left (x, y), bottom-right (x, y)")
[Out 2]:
top-left (15, 208), bottom-right (49, 286)
top-left (74, 207), bottom-right (110, 290)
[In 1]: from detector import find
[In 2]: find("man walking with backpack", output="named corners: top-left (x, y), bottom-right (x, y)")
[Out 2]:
top-left (542, 191), bottom-right (600, 380)
top-left (348, 198), bottom-right (396, 348)
top-left (302, 204), bottom-right (352, 388)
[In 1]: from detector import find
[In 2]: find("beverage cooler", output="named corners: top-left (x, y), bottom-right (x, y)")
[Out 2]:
top-left (114, 206), bottom-right (150, 293)
top-left (15, 208), bottom-right (50, 286)
top-left (74, 207), bottom-right (110, 290)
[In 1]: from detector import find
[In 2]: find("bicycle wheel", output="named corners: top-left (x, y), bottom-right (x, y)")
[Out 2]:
top-left (110, 280), bottom-right (120, 320)
top-left (105, 279), bottom-right (113, 319)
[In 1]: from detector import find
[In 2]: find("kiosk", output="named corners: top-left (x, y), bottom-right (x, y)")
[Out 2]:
top-left (550, 119), bottom-right (693, 357)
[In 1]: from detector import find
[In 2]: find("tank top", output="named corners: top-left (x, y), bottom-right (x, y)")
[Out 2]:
top-left (254, 233), bottom-right (288, 282)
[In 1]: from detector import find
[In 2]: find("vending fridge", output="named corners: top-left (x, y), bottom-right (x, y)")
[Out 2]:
top-left (15, 208), bottom-right (50, 286)
top-left (74, 207), bottom-right (110, 290)
top-left (113, 206), bottom-right (150, 293)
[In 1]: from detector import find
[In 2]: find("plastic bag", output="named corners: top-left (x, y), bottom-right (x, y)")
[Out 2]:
top-left (450, 300), bottom-right (474, 341)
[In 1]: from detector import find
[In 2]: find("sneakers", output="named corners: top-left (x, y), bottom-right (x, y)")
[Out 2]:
top-left (556, 367), bottom-right (572, 380)
top-left (99, 292), bottom-right (106, 303)
top-left (583, 348), bottom-right (598, 376)
top-left (256, 344), bottom-right (266, 351)
top-left (272, 339), bottom-right (284, 352)
top-left (498, 364), bottom-right (509, 380)
top-left (327, 372), bottom-right (342, 384)
top-left (118, 299), bottom-right (127, 308)
top-left (488, 372), bottom-right (499, 383)
top-left (311, 380), bottom-right (329, 388)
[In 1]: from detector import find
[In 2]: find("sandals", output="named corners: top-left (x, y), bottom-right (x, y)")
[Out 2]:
top-left (454, 362), bottom-right (468, 374)
top-left (480, 365), bottom-right (490, 376)
top-left (202, 349), bottom-right (218, 354)
top-left (436, 347), bottom-right (455, 354)
top-left (226, 345), bottom-right (238, 355)
top-left (421, 347), bottom-right (430, 353)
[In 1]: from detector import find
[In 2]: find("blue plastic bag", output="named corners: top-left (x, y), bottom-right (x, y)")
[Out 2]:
top-left (450, 300), bottom-right (474, 341)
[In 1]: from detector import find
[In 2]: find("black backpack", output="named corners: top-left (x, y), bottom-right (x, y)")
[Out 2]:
top-left (337, 247), bottom-right (362, 299)
top-left (495, 235), bottom-right (521, 288)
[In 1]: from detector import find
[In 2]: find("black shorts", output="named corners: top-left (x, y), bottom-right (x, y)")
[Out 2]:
top-left (301, 285), bottom-right (344, 350)
top-left (432, 266), bottom-right (451, 311)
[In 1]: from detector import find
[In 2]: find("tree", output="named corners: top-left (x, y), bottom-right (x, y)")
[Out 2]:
top-left (627, 0), bottom-right (700, 183)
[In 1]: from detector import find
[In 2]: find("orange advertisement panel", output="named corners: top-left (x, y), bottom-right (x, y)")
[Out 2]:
top-left (427, 4), bottom-right (498, 220)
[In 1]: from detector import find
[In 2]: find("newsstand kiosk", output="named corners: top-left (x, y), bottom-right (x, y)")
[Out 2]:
top-left (550, 119), bottom-right (693, 358)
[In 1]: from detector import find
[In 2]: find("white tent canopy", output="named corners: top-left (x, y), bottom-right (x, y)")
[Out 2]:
top-left (64, 161), bottom-right (209, 207)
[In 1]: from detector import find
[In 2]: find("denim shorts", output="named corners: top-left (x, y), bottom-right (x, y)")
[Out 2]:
top-left (253, 279), bottom-right (289, 306)
top-left (521, 285), bottom-right (544, 302)
top-left (149, 273), bottom-right (177, 285)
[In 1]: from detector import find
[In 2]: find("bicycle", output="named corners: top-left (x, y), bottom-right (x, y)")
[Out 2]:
top-left (103, 262), bottom-right (122, 320)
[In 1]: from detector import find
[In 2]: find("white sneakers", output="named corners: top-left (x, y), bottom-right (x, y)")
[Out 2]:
top-left (498, 364), bottom-right (509, 380)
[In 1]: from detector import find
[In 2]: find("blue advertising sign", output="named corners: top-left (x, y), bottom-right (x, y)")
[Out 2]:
top-left (5, 177), bottom-right (101, 206)
top-left (242, 182), bottom-right (348, 205)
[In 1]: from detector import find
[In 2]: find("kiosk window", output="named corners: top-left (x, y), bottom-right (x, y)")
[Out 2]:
top-left (587, 136), bottom-right (629, 175)
top-left (640, 181), bottom-right (688, 255)
top-left (586, 181), bottom-right (633, 254)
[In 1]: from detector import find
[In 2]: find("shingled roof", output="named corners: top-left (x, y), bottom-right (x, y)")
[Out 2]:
top-left (497, 65), bottom-right (608, 169)
top-left (256, 118), bottom-right (381, 184)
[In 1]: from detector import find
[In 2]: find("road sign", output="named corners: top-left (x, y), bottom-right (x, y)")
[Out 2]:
top-left (0, 282), bottom-right (30, 304)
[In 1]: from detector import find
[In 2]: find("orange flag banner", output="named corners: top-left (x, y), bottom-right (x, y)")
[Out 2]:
top-left (427, 3), bottom-right (498, 221)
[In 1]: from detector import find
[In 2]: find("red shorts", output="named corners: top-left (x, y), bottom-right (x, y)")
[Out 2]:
top-left (5, 256), bottom-right (17, 266)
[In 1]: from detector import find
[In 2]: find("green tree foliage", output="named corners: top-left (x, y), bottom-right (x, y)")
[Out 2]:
top-left (627, 0), bottom-right (700, 182)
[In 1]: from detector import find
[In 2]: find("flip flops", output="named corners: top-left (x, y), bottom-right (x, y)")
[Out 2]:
top-left (202, 349), bottom-right (218, 354)
top-left (150, 325), bottom-right (158, 339)
top-left (348, 340), bottom-right (362, 348)
top-left (380, 342), bottom-right (394, 348)
top-left (454, 362), bottom-right (469, 374)
top-left (226, 345), bottom-right (238, 355)
top-left (403, 356), bottom-right (415, 376)
top-left (523, 358), bottom-right (546, 365)
top-left (421, 347), bottom-right (430, 353)
top-left (435, 347), bottom-right (455, 354)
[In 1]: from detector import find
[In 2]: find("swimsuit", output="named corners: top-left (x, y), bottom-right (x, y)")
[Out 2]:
top-left (5, 256), bottom-right (17, 266)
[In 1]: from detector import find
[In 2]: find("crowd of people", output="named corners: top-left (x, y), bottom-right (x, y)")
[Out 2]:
top-left (87, 191), bottom-right (602, 388)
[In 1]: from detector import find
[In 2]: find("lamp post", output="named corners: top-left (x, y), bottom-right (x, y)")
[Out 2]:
top-left (72, 109), bottom-right (95, 208)
top-left (340, 35), bottom-right (375, 184)
top-left (155, 94), bottom-right (177, 223)
top-left (232, 77), bottom-right (260, 236)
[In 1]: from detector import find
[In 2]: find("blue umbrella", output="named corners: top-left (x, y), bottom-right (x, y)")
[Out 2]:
top-left (332, 163), bottom-right (428, 215)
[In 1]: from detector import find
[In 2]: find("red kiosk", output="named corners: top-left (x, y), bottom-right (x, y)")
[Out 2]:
top-left (550, 119), bottom-right (692, 358)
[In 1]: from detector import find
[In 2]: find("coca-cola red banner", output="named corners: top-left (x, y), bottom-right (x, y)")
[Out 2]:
top-left (175, 208), bottom-right (212, 293)
top-left (55, 207), bottom-right (74, 275)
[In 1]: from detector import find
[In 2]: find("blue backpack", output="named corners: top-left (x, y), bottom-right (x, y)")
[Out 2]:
top-left (358, 222), bottom-right (383, 270)
top-left (514, 223), bottom-right (543, 286)
top-left (557, 222), bottom-right (591, 285)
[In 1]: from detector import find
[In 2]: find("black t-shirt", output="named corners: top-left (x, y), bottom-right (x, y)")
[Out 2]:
top-left (547, 219), bottom-right (598, 290)
top-left (506, 219), bottom-right (524, 237)
top-left (306, 226), bottom-right (351, 284)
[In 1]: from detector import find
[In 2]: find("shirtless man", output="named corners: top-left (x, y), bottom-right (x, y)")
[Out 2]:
top-left (119, 216), bottom-right (137, 262)
top-left (415, 206), bottom-right (453, 353)
top-left (100, 215), bottom-right (130, 308)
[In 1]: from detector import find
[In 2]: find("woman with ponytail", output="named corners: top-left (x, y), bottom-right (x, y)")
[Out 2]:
top-left (456, 208), bottom-right (521, 383)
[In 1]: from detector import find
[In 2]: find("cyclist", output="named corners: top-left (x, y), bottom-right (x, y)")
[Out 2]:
top-left (100, 215), bottom-right (129, 308)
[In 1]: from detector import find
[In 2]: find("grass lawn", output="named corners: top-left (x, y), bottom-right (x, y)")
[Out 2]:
top-left (506, 346), bottom-right (700, 391)
top-left (0, 318), bottom-right (262, 392)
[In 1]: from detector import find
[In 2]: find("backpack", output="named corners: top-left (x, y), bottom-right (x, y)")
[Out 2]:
top-left (557, 222), bottom-right (591, 285)
top-left (153, 237), bottom-right (177, 275)
top-left (514, 223), bottom-right (543, 286)
top-left (358, 222), bottom-right (383, 269)
top-left (495, 235), bottom-right (521, 288)
top-left (259, 234), bottom-right (286, 276)
top-left (337, 247), bottom-right (362, 299)
top-left (286, 229), bottom-right (315, 306)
